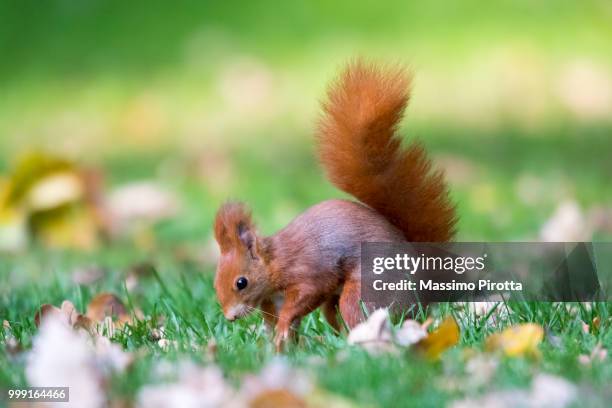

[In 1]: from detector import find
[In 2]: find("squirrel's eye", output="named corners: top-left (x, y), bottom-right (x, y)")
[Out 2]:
top-left (235, 277), bottom-right (248, 290)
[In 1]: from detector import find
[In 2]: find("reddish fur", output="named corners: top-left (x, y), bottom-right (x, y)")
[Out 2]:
top-left (317, 60), bottom-right (457, 242)
top-left (213, 61), bottom-right (457, 351)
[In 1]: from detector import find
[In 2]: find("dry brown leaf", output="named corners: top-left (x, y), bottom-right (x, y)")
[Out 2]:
top-left (34, 304), bottom-right (69, 328)
top-left (86, 293), bottom-right (130, 325)
top-left (485, 323), bottom-right (544, 357)
top-left (592, 316), bottom-right (601, 332)
top-left (250, 389), bottom-right (306, 408)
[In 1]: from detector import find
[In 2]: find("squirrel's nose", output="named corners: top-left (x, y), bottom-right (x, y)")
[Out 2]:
top-left (223, 309), bottom-right (236, 321)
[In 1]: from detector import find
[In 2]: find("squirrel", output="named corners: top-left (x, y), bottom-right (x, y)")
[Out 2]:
top-left (213, 60), bottom-right (457, 351)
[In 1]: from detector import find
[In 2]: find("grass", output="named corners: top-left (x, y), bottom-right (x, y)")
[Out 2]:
top-left (1, 126), bottom-right (611, 406)
top-left (1, 1), bottom-right (611, 406)
top-left (1, 248), bottom-right (611, 406)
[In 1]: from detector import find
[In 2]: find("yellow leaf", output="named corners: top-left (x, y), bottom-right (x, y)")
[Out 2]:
top-left (485, 323), bottom-right (544, 357)
top-left (32, 205), bottom-right (99, 250)
top-left (417, 316), bottom-right (460, 360)
top-left (0, 204), bottom-right (28, 252)
top-left (26, 171), bottom-right (84, 211)
top-left (5, 151), bottom-right (74, 205)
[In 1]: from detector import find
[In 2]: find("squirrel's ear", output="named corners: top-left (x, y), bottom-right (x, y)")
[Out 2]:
top-left (237, 221), bottom-right (259, 260)
top-left (214, 202), bottom-right (257, 255)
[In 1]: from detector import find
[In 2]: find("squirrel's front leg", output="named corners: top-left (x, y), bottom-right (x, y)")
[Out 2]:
top-left (274, 286), bottom-right (323, 352)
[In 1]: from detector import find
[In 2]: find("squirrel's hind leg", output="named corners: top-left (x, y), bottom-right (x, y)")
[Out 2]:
top-left (339, 277), bottom-right (365, 329)
top-left (322, 295), bottom-right (341, 332)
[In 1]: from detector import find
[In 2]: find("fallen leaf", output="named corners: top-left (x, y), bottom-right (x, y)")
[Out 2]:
top-left (26, 315), bottom-right (130, 408)
top-left (592, 316), bottom-right (601, 332)
top-left (417, 317), bottom-right (460, 360)
top-left (2, 152), bottom-right (105, 250)
top-left (306, 389), bottom-right (361, 408)
top-left (34, 294), bottom-right (140, 338)
top-left (485, 323), bottom-right (544, 357)
top-left (395, 319), bottom-right (428, 347)
top-left (581, 320), bottom-right (590, 334)
top-left (72, 265), bottom-right (105, 285)
top-left (529, 373), bottom-right (578, 408)
top-left (157, 338), bottom-right (178, 350)
top-left (0, 181), bottom-right (28, 252)
top-left (34, 303), bottom-right (70, 328)
top-left (94, 336), bottom-right (134, 374)
top-left (137, 361), bottom-right (235, 408)
top-left (25, 171), bottom-right (84, 211)
top-left (250, 389), bottom-right (306, 408)
top-left (106, 181), bottom-right (179, 236)
top-left (465, 355), bottom-right (499, 389)
top-left (241, 358), bottom-right (313, 407)
top-left (452, 373), bottom-right (578, 408)
top-left (86, 293), bottom-right (130, 325)
top-left (347, 309), bottom-right (395, 354)
top-left (31, 205), bottom-right (99, 250)
top-left (588, 206), bottom-right (612, 233)
top-left (540, 201), bottom-right (591, 242)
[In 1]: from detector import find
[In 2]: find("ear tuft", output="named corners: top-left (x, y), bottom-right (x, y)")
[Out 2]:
top-left (214, 202), bottom-right (257, 253)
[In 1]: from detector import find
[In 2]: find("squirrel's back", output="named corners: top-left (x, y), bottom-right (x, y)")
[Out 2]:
top-left (317, 61), bottom-right (457, 242)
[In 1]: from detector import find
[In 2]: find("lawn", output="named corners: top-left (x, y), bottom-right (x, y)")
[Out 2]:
top-left (1, 1), bottom-right (612, 407)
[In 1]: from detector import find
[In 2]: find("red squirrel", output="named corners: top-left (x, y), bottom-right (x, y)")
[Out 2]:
top-left (213, 61), bottom-right (457, 351)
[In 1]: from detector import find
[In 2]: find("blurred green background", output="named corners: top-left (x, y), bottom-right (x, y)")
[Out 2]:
top-left (1, 0), bottom-right (611, 244)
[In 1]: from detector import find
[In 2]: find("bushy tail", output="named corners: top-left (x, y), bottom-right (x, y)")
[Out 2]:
top-left (317, 60), bottom-right (457, 242)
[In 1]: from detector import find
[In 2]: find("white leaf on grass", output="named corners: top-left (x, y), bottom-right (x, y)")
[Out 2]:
top-left (530, 374), bottom-right (578, 408)
top-left (347, 309), bottom-right (395, 354)
top-left (465, 355), bottom-right (499, 389)
top-left (106, 181), bottom-right (179, 235)
top-left (26, 315), bottom-right (132, 408)
top-left (94, 336), bottom-right (134, 375)
top-left (539, 201), bottom-right (591, 242)
top-left (241, 357), bottom-right (312, 398)
top-left (26, 318), bottom-right (104, 408)
top-left (452, 373), bottom-right (577, 408)
top-left (137, 361), bottom-right (235, 408)
top-left (395, 320), bottom-right (428, 347)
